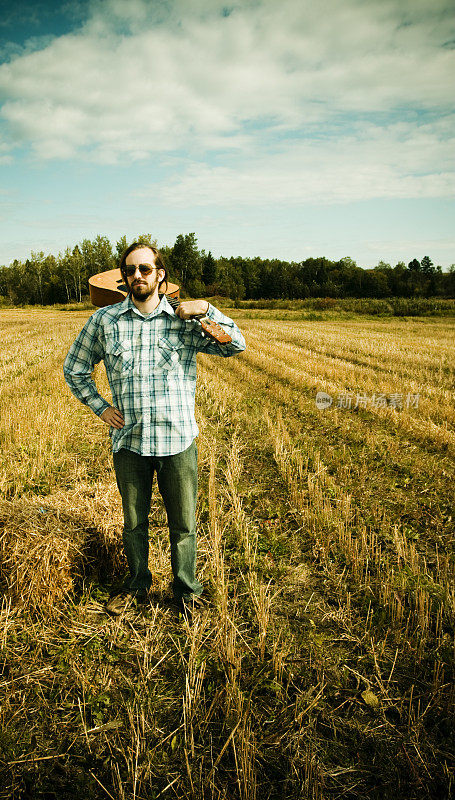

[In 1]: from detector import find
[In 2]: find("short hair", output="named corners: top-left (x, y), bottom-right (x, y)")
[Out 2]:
top-left (119, 241), bottom-right (168, 293)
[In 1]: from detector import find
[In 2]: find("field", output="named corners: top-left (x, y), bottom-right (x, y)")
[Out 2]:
top-left (0, 307), bottom-right (453, 799)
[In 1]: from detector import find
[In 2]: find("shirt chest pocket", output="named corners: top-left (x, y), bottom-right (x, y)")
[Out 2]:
top-left (105, 339), bottom-right (134, 374)
top-left (157, 336), bottom-right (184, 371)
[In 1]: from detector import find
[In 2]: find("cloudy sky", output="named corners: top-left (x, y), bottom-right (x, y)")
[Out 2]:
top-left (0, 0), bottom-right (454, 268)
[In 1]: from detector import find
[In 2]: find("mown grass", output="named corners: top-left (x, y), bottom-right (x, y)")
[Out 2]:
top-left (0, 308), bottom-right (453, 799)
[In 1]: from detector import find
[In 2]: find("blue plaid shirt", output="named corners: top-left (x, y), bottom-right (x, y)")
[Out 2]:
top-left (63, 294), bottom-right (246, 456)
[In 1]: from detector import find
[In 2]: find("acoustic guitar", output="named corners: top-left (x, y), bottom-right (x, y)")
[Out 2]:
top-left (88, 268), bottom-right (231, 345)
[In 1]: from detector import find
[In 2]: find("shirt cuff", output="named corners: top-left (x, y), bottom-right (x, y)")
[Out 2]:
top-left (205, 303), bottom-right (233, 326)
top-left (88, 396), bottom-right (111, 417)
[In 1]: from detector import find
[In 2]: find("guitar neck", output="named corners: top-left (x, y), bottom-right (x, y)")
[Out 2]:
top-left (164, 296), bottom-right (232, 345)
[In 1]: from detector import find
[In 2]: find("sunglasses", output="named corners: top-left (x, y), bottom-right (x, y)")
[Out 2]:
top-left (124, 263), bottom-right (158, 277)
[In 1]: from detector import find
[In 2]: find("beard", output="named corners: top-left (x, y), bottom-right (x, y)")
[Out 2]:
top-left (130, 276), bottom-right (159, 301)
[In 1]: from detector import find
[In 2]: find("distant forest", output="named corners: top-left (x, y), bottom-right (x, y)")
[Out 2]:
top-left (1, 232), bottom-right (454, 305)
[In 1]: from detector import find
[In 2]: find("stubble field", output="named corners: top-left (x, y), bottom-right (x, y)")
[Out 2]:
top-left (0, 307), bottom-right (453, 800)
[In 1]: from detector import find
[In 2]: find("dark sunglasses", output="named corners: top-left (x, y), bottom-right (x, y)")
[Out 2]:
top-left (124, 263), bottom-right (158, 277)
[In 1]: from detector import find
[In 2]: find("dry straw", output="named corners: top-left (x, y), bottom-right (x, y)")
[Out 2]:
top-left (0, 308), bottom-right (453, 798)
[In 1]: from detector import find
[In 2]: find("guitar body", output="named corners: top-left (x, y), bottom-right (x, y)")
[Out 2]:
top-left (88, 268), bottom-right (231, 344)
top-left (88, 268), bottom-right (180, 307)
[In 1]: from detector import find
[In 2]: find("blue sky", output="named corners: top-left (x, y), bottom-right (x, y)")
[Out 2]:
top-left (0, 0), bottom-right (454, 268)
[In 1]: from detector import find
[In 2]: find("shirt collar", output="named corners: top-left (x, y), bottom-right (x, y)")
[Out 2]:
top-left (117, 293), bottom-right (176, 318)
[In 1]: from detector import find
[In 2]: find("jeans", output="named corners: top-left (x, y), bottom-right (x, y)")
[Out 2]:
top-left (112, 440), bottom-right (203, 602)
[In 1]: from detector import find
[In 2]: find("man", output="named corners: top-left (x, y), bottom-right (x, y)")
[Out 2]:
top-left (63, 241), bottom-right (246, 616)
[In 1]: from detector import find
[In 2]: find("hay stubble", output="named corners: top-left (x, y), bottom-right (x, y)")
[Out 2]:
top-left (0, 308), bottom-right (453, 799)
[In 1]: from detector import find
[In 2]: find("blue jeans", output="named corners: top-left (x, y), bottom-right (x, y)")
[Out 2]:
top-left (112, 440), bottom-right (203, 602)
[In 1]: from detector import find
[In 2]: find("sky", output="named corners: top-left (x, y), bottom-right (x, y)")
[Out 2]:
top-left (0, 0), bottom-right (454, 269)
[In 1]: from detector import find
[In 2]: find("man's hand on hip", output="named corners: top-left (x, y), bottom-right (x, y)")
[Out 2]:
top-left (100, 407), bottom-right (125, 429)
top-left (175, 300), bottom-right (209, 320)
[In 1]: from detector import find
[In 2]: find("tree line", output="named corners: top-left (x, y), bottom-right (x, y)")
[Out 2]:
top-left (0, 232), bottom-right (454, 305)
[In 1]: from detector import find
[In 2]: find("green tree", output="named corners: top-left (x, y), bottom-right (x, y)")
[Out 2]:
top-left (333, 257), bottom-right (360, 298)
top-left (5, 259), bottom-right (28, 304)
top-left (420, 255), bottom-right (434, 275)
top-left (81, 235), bottom-right (115, 276)
top-left (169, 233), bottom-right (203, 294)
top-left (390, 262), bottom-right (407, 296)
top-left (59, 246), bottom-right (85, 302)
top-left (215, 257), bottom-right (245, 300)
top-left (446, 264), bottom-right (455, 297)
top-left (339, 256), bottom-right (357, 270)
top-left (202, 251), bottom-right (217, 286)
top-left (29, 251), bottom-right (48, 304)
top-left (432, 265), bottom-right (445, 296)
top-left (0, 265), bottom-right (9, 298)
top-left (363, 269), bottom-right (390, 297)
top-left (42, 254), bottom-right (64, 303)
top-left (240, 257), bottom-right (262, 299)
top-left (136, 233), bottom-right (158, 249)
top-left (116, 235), bottom-right (128, 264)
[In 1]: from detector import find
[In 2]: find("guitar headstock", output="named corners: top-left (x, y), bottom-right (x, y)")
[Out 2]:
top-left (165, 297), bottom-right (232, 345)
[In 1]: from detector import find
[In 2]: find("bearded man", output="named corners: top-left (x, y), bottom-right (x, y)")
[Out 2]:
top-left (64, 241), bottom-right (245, 616)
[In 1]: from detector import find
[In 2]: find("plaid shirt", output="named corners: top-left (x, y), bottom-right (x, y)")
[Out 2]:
top-left (63, 294), bottom-right (246, 456)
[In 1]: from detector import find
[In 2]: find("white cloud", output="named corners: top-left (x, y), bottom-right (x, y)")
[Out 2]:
top-left (0, 0), bottom-right (453, 201)
top-left (158, 117), bottom-right (455, 206)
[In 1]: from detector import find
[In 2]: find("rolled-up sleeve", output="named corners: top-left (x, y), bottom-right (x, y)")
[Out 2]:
top-left (63, 314), bottom-right (111, 416)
